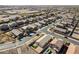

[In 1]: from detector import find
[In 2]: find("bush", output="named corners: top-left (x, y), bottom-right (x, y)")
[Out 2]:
top-left (32, 44), bottom-right (38, 49)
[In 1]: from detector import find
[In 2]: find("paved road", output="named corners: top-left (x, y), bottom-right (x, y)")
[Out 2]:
top-left (0, 36), bottom-right (32, 52)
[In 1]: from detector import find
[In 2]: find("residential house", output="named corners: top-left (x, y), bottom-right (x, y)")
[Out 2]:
top-left (35, 34), bottom-right (52, 48)
top-left (49, 38), bottom-right (64, 52)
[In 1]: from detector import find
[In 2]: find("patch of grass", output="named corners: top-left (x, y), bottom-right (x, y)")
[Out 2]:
top-left (31, 44), bottom-right (38, 49)
top-left (47, 48), bottom-right (52, 54)
top-left (64, 39), bottom-right (70, 46)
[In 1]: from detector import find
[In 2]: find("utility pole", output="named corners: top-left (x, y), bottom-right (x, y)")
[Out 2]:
top-left (71, 16), bottom-right (76, 26)
top-left (69, 9), bottom-right (79, 36)
top-left (69, 19), bottom-right (79, 36)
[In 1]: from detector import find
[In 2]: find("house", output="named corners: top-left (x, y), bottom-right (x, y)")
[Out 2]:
top-left (11, 29), bottom-right (23, 37)
top-left (28, 18), bottom-right (34, 22)
top-left (55, 26), bottom-right (67, 33)
top-left (16, 20), bottom-right (24, 26)
top-left (66, 43), bottom-right (79, 54)
top-left (9, 15), bottom-right (22, 21)
top-left (21, 20), bottom-right (26, 23)
top-left (26, 24), bottom-right (38, 35)
top-left (56, 23), bottom-right (64, 27)
top-left (39, 16), bottom-right (43, 20)
top-left (0, 24), bottom-right (9, 31)
top-left (25, 19), bottom-right (29, 24)
top-left (35, 16), bottom-right (40, 20)
top-left (72, 32), bottom-right (79, 40)
top-left (0, 15), bottom-right (9, 18)
top-left (54, 23), bottom-right (70, 35)
top-left (35, 34), bottom-right (52, 48)
top-left (39, 20), bottom-right (46, 26)
top-left (34, 22), bottom-right (42, 28)
top-left (21, 26), bottom-right (28, 30)
top-left (44, 19), bottom-right (49, 22)
top-left (39, 20), bottom-right (46, 24)
top-left (49, 38), bottom-right (64, 52)
top-left (27, 24), bottom-right (37, 30)
top-left (1, 18), bottom-right (10, 23)
top-left (48, 17), bottom-right (56, 22)
top-left (9, 22), bottom-right (18, 29)
top-left (27, 18), bottom-right (34, 24)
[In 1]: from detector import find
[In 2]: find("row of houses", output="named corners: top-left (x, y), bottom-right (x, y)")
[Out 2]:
top-left (3, 19), bottom-right (51, 40)
top-left (0, 15), bottom-right (22, 23)
top-left (29, 33), bottom-right (68, 54)
top-left (0, 33), bottom-right (78, 54)
top-left (0, 16), bottom-right (55, 32)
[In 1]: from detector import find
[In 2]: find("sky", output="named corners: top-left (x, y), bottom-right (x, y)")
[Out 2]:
top-left (0, 0), bottom-right (79, 5)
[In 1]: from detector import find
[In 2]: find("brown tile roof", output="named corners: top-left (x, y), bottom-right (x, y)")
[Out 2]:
top-left (50, 38), bottom-right (64, 50)
top-left (66, 43), bottom-right (79, 54)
